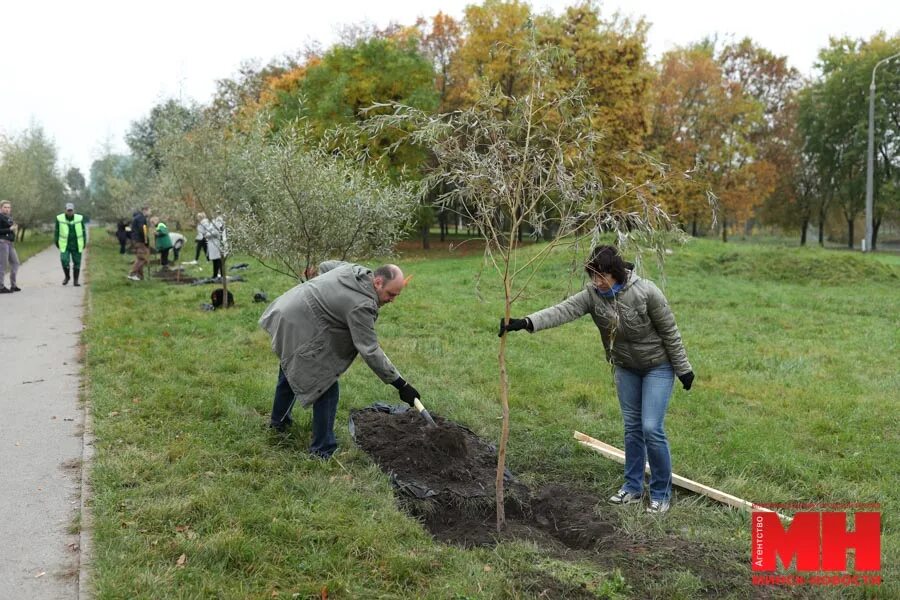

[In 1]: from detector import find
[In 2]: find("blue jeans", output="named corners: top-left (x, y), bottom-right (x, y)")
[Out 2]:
top-left (614, 364), bottom-right (675, 502)
top-left (270, 367), bottom-right (340, 458)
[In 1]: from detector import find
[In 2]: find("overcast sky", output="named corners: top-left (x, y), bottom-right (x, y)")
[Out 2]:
top-left (2, 0), bottom-right (897, 181)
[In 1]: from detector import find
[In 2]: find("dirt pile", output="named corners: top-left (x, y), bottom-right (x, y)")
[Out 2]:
top-left (350, 406), bottom-right (614, 551)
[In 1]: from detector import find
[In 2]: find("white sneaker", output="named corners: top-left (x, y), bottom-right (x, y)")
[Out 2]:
top-left (647, 499), bottom-right (671, 513)
top-left (127, 274), bottom-right (141, 281)
top-left (609, 489), bottom-right (642, 505)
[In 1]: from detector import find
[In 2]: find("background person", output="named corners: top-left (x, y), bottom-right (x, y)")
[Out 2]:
top-left (150, 217), bottom-right (173, 268)
top-left (169, 231), bottom-right (186, 262)
top-left (259, 261), bottom-right (422, 458)
top-left (115, 218), bottom-right (130, 254)
top-left (55, 202), bottom-right (87, 287)
top-left (194, 212), bottom-right (208, 262)
top-left (201, 215), bottom-right (226, 280)
top-left (0, 200), bottom-right (21, 293)
top-left (500, 245), bottom-right (694, 514)
top-left (128, 206), bottom-right (151, 281)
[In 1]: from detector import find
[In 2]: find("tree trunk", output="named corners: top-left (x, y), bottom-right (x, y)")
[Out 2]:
top-left (721, 218), bottom-right (728, 243)
top-left (691, 219), bottom-right (697, 237)
top-left (421, 225), bottom-right (430, 250)
top-left (17, 227), bottom-right (26, 242)
top-left (847, 219), bottom-right (854, 249)
top-left (800, 218), bottom-right (809, 246)
top-left (221, 256), bottom-right (230, 310)
top-left (873, 217), bottom-right (881, 251)
top-left (496, 296), bottom-right (511, 531)
top-left (818, 219), bottom-right (825, 246)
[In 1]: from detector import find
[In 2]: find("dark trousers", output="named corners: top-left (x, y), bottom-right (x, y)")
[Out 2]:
top-left (270, 367), bottom-right (340, 458)
top-left (118, 238), bottom-right (127, 254)
top-left (195, 239), bottom-right (207, 261)
top-left (212, 258), bottom-right (222, 278)
top-left (160, 248), bottom-right (170, 267)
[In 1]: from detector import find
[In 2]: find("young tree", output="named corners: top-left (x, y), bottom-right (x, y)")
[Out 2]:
top-left (368, 40), bottom-right (684, 530)
top-left (156, 112), bottom-right (241, 306)
top-left (0, 125), bottom-right (64, 240)
top-left (225, 115), bottom-right (417, 280)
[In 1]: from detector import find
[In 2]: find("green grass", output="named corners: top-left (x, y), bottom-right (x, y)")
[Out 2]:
top-left (10, 231), bottom-right (53, 262)
top-left (82, 236), bottom-right (898, 599)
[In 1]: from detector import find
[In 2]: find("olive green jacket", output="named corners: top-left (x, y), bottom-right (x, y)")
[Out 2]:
top-left (259, 261), bottom-right (400, 407)
top-left (526, 272), bottom-right (692, 375)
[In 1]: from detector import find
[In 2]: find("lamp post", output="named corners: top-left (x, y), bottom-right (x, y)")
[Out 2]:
top-left (865, 51), bottom-right (900, 253)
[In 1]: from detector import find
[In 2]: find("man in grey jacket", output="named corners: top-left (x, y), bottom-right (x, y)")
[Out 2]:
top-left (259, 260), bottom-right (421, 457)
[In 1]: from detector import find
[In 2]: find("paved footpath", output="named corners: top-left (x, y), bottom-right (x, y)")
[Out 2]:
top-left (0, 246), bottom-right (91, 599)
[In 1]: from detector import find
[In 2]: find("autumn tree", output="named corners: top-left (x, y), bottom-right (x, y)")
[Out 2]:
top-left (537, 1), bottom-right (654, 189)
top-left (649, 40), bottom-right (777, 240)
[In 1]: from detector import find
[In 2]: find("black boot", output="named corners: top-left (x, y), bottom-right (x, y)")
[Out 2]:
top-left (73, 269), bottom-right (81, 287)
top-left (62, 265), bottom-right (70, 285)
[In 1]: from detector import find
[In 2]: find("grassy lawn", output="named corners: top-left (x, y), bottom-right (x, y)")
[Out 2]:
top-left (10, 231), bottom-right (53, 262)
top-left (82, 235), bottom-right (898, 599)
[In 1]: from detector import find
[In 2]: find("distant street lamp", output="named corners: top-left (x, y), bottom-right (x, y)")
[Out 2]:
top-left (864, 51), bottom-right (900, 252)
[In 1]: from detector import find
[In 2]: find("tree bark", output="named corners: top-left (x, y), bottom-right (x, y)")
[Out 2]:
top-left (496, 300), bottom-right (511, 531)
top-left (421, 225), bottom-right (430, 250)
top-left (800, 218), bottom-right (809, 246)
top-left (847, 219), bottom-right (854, 249)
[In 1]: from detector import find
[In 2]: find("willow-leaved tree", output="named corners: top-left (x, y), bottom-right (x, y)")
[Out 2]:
top-left (368, 39), bottom-right (684, 530)
top-left (156, 112), bottom-right (241, 306)
top-left (224, 114), bottom-right (417, 281)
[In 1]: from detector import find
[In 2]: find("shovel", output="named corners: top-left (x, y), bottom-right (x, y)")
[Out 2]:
top-left (412, 397), bottom-right (437, 427)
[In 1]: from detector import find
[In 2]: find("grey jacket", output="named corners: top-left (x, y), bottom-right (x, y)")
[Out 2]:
top-left (259, 260), bottom-right (400, 407)
top-left (527, 272), bottom-right (692, 375)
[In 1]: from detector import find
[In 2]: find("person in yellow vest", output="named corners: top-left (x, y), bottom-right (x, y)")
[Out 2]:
top-left (55, 202), bottom-right (87, 286)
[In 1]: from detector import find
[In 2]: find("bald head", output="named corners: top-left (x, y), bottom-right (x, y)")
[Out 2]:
top-left (373, 264), bottom-right (405, 306)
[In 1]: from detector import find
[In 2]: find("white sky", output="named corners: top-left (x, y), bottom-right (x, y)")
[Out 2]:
top-left (2, 0), bottom-right (897, 181)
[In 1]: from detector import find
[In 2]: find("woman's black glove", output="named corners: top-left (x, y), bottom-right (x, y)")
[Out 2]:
top-left (391, 377), bottom-right (420, 406)
top-left (498, 317), bottom-right (531, 337)
top-left (678, 371), bottom-right (695, 391)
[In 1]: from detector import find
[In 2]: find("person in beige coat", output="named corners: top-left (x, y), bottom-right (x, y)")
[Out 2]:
top-left (259, 260), bottom-right (421, 457)
top-left (500, 245), bottom-right (693, 513)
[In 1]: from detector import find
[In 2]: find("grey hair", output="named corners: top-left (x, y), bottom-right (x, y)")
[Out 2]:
top-left (373, 265), bottom-right (399, 281)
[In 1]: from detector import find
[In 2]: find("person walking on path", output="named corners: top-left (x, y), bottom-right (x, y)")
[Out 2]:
top-left (500, 245), bottom-right (694, 514)
top-left (55, 202), bottom-right (87, 287)
top-left (194, 212), bottom-right (208, 262)
top-left (0, 200), bottom-right (21, 293)
top-left (128, 206), bottom-right (150, 281)
top-left (151, 217), bottom-right (174, 268)
top-left (259, 261), bottom-right (423, 458)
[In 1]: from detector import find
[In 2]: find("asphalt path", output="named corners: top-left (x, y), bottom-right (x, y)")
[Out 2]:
top-left (0, 245), bottom-right (90, 599)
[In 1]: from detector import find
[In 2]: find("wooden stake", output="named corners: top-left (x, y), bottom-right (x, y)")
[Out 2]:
top-left (573, 431), bottom-right (790, 521)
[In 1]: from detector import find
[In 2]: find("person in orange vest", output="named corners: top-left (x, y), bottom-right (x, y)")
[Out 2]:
top-left (55, 203), bottom-right (87, 286)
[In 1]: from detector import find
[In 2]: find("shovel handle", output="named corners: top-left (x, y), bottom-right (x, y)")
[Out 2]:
top-left (413, 398), bottom-right (437, 426)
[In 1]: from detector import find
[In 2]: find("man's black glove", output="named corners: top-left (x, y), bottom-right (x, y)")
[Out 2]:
top-left (498, 317), bottom-right (531, 337)
top-left (678, 371), bottom-right (694, 391)
top-left (391, 376), bottom-right (420, 407)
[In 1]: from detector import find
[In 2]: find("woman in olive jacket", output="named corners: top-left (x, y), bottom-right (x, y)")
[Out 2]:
top-left (500, 245), bottom-right (694, 513)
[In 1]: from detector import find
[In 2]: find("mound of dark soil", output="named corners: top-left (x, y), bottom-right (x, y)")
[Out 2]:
top-left (351, 406), bottom-right (786, 599)
top-left (350, 407), bottom-right (613, 551)
top-left (152, 269), bottom-right (197, 285)
top-left (350, 407), bottom-right (520, 501)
